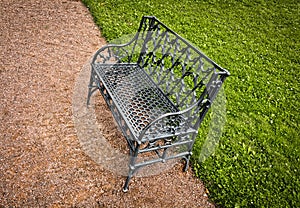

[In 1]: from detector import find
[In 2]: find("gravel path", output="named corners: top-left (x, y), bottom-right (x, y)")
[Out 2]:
top-left (0, 0), bottom-right (214, 207)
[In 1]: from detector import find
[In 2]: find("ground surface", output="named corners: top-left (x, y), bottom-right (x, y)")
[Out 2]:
top-left (0, 0), bottom-right (214, 207)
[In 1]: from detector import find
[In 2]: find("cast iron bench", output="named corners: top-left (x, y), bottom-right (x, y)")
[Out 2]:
top-left (87, 16), bottom-right (230, 192)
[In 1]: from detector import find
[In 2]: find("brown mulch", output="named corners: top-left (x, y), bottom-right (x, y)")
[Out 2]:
top-left (0, 0), bottom-right (215, 207)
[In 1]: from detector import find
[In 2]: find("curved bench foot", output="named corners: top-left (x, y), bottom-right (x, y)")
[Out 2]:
top-left (123, 173), bottom-right (133, 193)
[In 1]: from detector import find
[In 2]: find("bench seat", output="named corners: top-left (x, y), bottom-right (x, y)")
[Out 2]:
top-left (93, 63), bottom-right (197, 142)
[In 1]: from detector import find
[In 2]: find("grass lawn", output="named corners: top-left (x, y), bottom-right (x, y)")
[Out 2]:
top-left (82, 0), bottom-right (299, 207)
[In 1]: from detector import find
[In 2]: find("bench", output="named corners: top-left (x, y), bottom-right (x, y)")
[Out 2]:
top-left (87, 16), bottom-right (230, 192)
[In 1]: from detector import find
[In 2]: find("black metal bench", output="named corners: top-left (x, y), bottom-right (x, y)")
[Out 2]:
top-left (87, 16), bottom-right (230, 192)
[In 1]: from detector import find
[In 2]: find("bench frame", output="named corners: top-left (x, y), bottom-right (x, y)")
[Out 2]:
top-left (87, 16), bottom-right (230, 192)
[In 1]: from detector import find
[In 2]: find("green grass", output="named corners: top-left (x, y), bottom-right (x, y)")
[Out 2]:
top-left (82, 0), bottom-right (300, 207)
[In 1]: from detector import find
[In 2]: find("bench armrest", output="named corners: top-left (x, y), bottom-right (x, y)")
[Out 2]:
top-left (92, 34), bottom-right (139, 64)
top-left (138, 98), bottom-right (210, 142)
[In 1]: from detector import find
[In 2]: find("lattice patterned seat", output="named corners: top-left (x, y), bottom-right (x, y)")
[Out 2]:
top-left (87, 16), bottom-right (230, 192)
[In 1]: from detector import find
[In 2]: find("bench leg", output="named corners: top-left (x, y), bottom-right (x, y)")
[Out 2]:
top-left (183, 154), bottom-right (191, 172)
top-left (87, 87), bottom-right (93, 106)
top-left (87, 69), bottom-right (96, 106)
top-left (87, 87), bottom-right (98, 106)
top-left (123, 142), bottom-right (140, 192)
top-left (183, 138), bottom-right (195, 172)
top-left (123, 161), bottom-right (138, 192)
top-left (123, 168), bottom-right (135, 193)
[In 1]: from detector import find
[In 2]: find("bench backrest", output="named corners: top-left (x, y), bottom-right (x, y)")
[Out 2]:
top-left (135, 17), bottom-right (229, 114)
